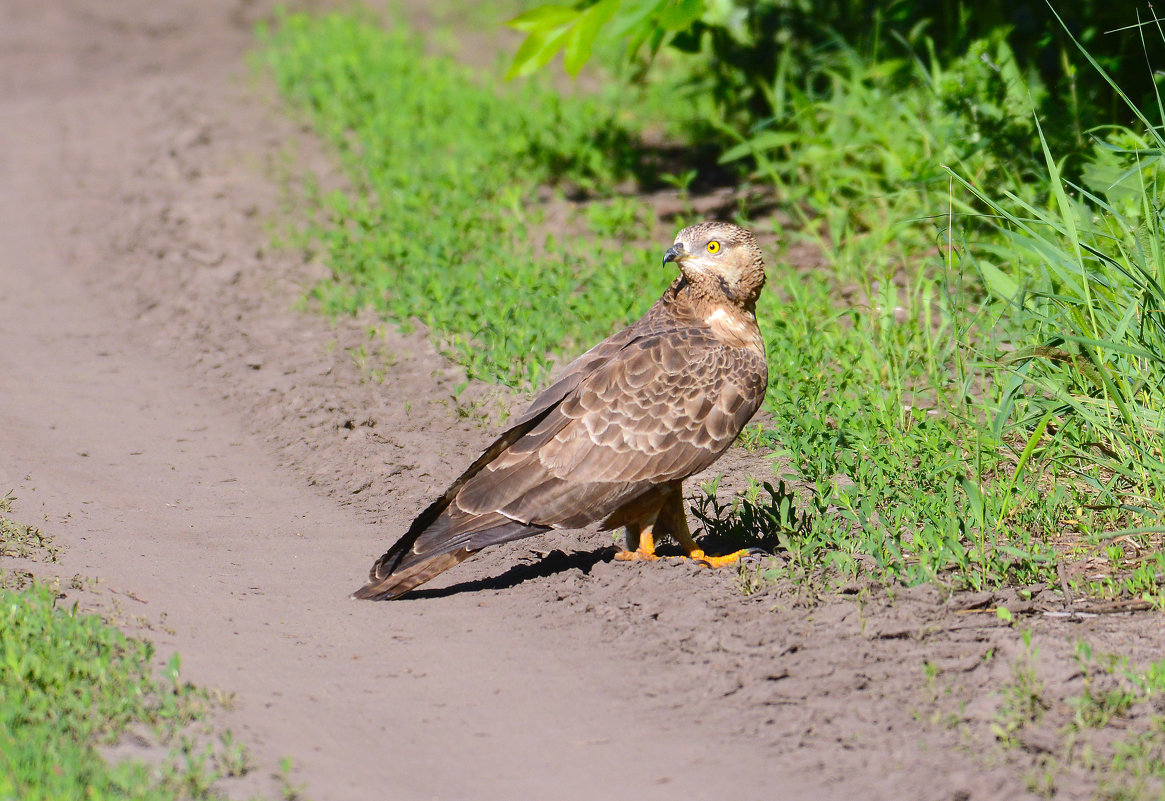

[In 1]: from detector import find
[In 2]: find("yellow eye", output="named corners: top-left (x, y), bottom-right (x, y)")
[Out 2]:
top-left (706, 241), bottom-right (720, 254)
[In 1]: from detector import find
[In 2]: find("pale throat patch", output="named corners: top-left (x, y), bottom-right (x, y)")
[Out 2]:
top-left (703, 306), bottom-right (758, 348)
top-left (705, 307), bottom-right (754, 325)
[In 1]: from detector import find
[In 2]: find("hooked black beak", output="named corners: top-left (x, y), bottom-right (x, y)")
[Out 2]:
top-left (663, 242), bottom-right (686, 267)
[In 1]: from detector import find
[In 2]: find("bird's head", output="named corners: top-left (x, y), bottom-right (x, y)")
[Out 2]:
top-left (663, 222), bottom-right (766, 307)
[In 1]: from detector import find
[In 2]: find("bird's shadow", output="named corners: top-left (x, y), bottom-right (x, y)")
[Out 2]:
top-left (400, 514), bottom-right (785, 601)
top-left (395, 483), bottom-right (803, 602)
top-left (402, 546), bottom-right (619, 600)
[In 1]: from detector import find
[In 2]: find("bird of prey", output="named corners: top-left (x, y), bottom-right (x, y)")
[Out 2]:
top-left (353, 221), bottom-right (768, 601)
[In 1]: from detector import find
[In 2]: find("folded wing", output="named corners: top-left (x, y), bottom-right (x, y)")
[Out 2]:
top-left (353, 320), bottom-right (766, 600)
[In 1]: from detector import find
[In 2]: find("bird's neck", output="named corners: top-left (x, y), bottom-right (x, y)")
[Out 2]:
top-left (665, 277), bottom-right (763, 352)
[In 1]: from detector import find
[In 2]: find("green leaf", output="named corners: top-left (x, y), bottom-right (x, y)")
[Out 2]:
top-left (959, 475), bottom-right (985, 526)
top-left (719, 131), bottom-right (798, 163)
top-left (563, 0), bottom-right (619, 76)
top-left (506, 24), bottom-right (573, 80)
top-left (656, 0), bottom-right (704, 30)
top-left (608, 0), bottom-right (666, 38)
top-left (977, 259), bottom-right (1020, 301)
top-left (507, 5), bottom-right (578, 33)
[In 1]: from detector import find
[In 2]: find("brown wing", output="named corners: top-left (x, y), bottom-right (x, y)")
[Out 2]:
top-left (508, 298), bottom-right (658, 428)
top-left (353, 314), bottom-right (657, 599)
top-left (453, 325), bottom-right (768, 529)
top-left (353, 311), bottom-right (766, 600)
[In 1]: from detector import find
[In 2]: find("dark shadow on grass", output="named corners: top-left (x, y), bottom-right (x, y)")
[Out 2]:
top-left (538, 120), bottom-right (788, 228)
top-left (403, 546), bottom-right (619, 600)
top-left (625, 140), bottom-right (739, 194)
top-left (690, 479), bottom-right (825, 557)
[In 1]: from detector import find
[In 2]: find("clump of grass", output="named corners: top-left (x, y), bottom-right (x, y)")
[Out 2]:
top-left (257, 11), bottom-right (671, 389)
top-left (992, 630), bottom-right (1049, 747)
top-left (694, 264), bottom-right (1064, 592)
top-left (943, 20), bottom-right (1165, 594)
top-left (2, 583), bottom-right (187, 798)
top-left (0, 491), bottom-right (61, 563)
top-left (991, 639), bottom-right (1165, 800)
top-left (951, 126), bottom-right (1165, 514)
top-left (0, 580), bottom-right (259, 799)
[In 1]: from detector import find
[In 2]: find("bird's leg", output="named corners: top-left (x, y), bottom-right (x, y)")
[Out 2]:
top-left (658, 484), bottom-right (754, 568)
top-left (612, 484), bottom-right (759, 566)
top-left (614, 517), bottom-right (661, 562)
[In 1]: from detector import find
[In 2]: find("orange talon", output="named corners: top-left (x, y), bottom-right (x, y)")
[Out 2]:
top-left (660, 488), bottom-right (759, 567)
top-left (614, 549), bottom-right (661, 562)
top-left (614, 497), bottom-right (762, 568)
top-left (615, 527), bottom-right (660, 561)
top-left (687, 548), bottom-right (755, 568)
top-left (612, 485), bottom-right (765, 570)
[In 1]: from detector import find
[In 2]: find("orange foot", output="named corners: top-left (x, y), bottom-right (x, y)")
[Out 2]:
top-left (615, 516), bottom-right (766, 567)
top-left (614, 548), bottom-right (662, 562)
top-left (614, 546), bottom-right (765, 567)
top-left (613, 530), bottom-right (697, 563)
top-left (687, 548), bottom-right (761, 568)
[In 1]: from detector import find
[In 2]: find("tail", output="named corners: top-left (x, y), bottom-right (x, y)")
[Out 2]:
top-left (351, 504), bottom-right (551, 600)
top-left (353, 386), bottom-right (565, 601)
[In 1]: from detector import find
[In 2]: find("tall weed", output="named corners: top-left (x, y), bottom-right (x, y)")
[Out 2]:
top-left (950, 39), bottom-right (1165, 540)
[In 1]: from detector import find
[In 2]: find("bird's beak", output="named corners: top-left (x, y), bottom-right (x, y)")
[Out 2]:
top-left (663, 243), bottom-right (687, 267)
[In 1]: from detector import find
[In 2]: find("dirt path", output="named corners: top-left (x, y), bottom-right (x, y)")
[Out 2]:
top-left (0, 4), bottom-right (830, 799)
top-left (2, 2), bottom-right (1161, 800)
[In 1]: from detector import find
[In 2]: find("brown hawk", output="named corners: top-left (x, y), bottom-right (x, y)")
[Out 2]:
top-left (353, 221), bottom-right (768, 600)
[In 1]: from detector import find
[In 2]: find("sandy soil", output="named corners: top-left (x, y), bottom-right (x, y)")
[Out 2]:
top-left (1, 1), bottom-right (1162, 799)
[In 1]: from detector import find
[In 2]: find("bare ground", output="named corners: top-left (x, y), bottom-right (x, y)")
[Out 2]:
top-left (1, 1), bottom-right (1162, 799)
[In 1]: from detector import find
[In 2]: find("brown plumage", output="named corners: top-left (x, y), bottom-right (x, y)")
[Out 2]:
top-left (353, 221), bottom-right (768, 600)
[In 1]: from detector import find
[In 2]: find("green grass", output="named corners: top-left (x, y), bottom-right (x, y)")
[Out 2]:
top-left (675, 12), bottom-right (1165, 598)
top-left (258, 9), bottom-right (1165, 601)
top-left (690, 265), bottom-right (1066, 592)
top-left (0, 495), bottom-right (263, 800)
top-left (0, 583), bottom-right (239, 800)
top-left (257, 10), bottom-right (677, 389)
top-left (953, 136), bottom-right (1165, 493)
top-left (986, 636), bottom-right (1165, 800)
top-left (938, 25), bottom-right (1165, 599)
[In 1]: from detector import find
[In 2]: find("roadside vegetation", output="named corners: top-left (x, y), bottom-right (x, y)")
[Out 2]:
top-left (0, 495), bottom-right (265, 800)
top-left (259, 2), bottom-right (1165, 608)
top-left (0, 491), bottom-right (61, 569)
top-left (981, 634), bottom-right (1165, 798)
top-left (256, 9), bottom-right (673, 388)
